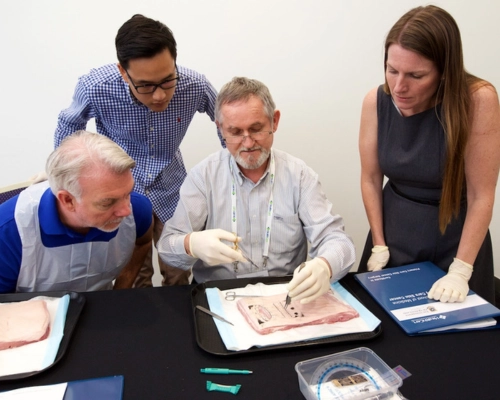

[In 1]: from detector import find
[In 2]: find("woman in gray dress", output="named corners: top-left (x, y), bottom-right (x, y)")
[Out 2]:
top-left (358, 5), bottom-right (500, 304)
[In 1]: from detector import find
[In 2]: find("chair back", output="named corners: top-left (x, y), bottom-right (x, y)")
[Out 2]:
top-left (0, 181), bottom-right (32, 204)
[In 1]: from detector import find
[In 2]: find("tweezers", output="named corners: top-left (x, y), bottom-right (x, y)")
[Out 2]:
top-left (284, 262), bottom-right (306, 309)
top-left (196, 305), bottom-right (234, 326)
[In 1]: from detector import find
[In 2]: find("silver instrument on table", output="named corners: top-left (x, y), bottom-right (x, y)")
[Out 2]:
top-left (195, 305), bottom-right (234, 326)
top-left (224, 291), bottom-right (263, 301)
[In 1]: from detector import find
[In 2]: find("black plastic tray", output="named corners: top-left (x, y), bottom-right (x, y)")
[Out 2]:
top-left (191, 276), bottom-right (382, 356)
top-left (0, 291), bottom-right (85, 381)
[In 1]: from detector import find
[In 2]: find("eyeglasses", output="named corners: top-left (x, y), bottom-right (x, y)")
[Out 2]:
top-left (223, 131), bottom-right (273, 144)
top-left (125, 68), bottom-right (180, 94)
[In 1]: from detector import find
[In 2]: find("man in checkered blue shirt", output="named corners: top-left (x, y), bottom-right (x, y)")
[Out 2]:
top-left (54, 14), bottom-right (223, 286)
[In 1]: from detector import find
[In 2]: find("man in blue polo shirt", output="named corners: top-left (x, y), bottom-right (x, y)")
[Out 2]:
top-left (54, 14), bottom-right (223, 287)
top-left (0, 131), bottom-right (153, 293)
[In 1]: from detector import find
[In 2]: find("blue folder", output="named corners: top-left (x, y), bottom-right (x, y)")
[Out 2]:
top-left (355, 261), bottom-right (500, 335)
top-left (64, 375), bottom-right (123, 400)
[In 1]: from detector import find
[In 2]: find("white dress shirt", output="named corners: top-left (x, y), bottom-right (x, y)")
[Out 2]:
top-left (158, 148), bottom-right (355, 283)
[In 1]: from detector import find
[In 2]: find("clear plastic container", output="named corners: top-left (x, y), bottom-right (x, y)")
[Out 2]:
top-left (295, 347), bottom-right (402, 400)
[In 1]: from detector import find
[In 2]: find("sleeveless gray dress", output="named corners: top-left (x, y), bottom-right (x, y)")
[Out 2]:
top-left (358, 86), bottom-right (495, 303)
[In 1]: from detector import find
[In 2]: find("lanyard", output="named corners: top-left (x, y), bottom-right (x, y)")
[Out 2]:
top-left (230, 151), bottom-right (275, 271)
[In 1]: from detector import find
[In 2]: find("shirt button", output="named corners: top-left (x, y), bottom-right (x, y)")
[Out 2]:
top-left (150, 126), bottom-right (154, 131)
top-left (148, 174), bottom-right (152, 178)
top-left (145, 190), bottom-right (150, 195)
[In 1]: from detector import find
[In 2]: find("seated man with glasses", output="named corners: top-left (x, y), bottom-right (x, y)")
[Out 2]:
top-left (158, 77), bottom-right (355, 304)
top-left (55, 14), bottom-right (223, 287)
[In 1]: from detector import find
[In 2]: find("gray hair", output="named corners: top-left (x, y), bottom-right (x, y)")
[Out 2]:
top-left (215, 77), bottom-right (276, 124)
top-left (46, 131), bottom-right (135, 199)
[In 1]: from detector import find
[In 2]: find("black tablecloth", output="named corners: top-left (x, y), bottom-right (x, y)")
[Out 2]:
top-left (1, 274), bottom-right (499, 399)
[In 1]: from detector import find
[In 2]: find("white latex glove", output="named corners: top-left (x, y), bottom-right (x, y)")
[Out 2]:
top-left (367, 245), bottom-right (390, 271)
top-left (28, 171), bottom-right (48, 184)
top-left (286, 258), bottom-right (332, 304)
top-left (188, 229), bottom-right (245, 266)
top-left (428, 258), bottom-right (473, 303)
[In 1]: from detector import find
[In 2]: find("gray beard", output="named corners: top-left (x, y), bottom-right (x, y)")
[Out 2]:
top-left (235, 147), bottom-right (270, 170)
top-left (97, 219), bottom-right (123, 233)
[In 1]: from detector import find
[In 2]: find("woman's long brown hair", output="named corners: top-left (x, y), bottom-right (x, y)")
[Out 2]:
top-left (383, 5), bottom-right (484, 233)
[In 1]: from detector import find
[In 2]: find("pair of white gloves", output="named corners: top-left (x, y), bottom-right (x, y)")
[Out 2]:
top-left (189, 229), bottom-right (332, 304)
top-left (367, 245), bottom-right (473, 303)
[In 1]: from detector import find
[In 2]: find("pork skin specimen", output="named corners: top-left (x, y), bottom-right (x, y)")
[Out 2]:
top-left (0, 299), bottom-right (51, 350)
top-left (237, 291), bottom-right (359, 335)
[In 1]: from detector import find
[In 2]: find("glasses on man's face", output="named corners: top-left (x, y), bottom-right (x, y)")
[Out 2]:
top-left (125, 69), bottom-right (180, 94)
top-left (222, 130), bottom-right (273, 144)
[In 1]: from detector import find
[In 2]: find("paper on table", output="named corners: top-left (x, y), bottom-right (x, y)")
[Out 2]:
top-left (206, 282), bottom-right (380, 351)
top-left (0, 383), bottom-right (67, 400)
top-left (0, 295), bottom-right (70, 377)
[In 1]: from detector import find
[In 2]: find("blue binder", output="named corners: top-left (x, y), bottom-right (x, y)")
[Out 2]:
top-left (355, 261), bottom-right (500, 335)
top-left (64, 375), bottom-right (123, 400)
